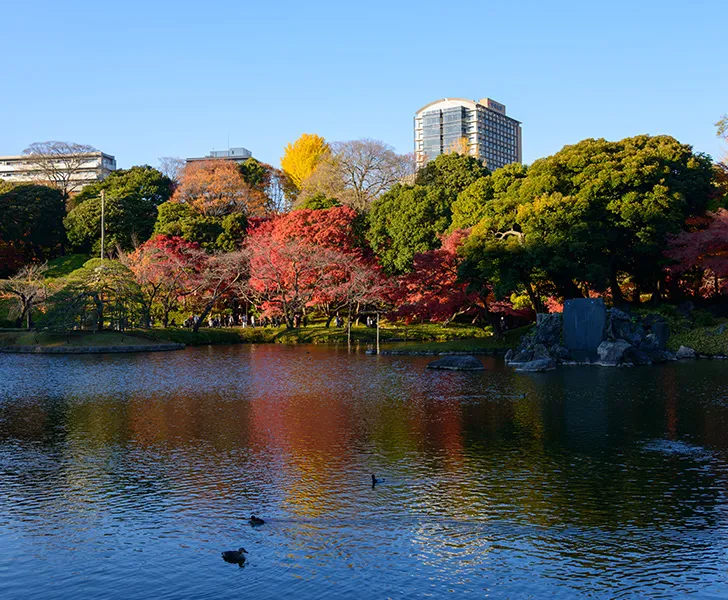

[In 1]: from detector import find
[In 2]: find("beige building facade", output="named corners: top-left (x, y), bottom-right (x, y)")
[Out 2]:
top-left (0, 151), bottom-right (116, 193)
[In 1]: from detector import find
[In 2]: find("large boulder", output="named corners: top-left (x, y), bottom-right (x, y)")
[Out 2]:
top-left (651, 321), bottom-right (669, 350)
top-left (514, 358), bottom-right (556, 372)
top-left (606, 309), bottom-right (644, 346)
top-left (640, 333), bottom-right (659, 353)
top-left (562, 298), bottom-right (606, 362)
top-left (596, 340), bottom-right (632, 366)
top-left (426, 355), bottom-right (484, 371)
top-left (531, 343), bottom-right (551, 360)
top-left (626, 346), bottom-right (652, 366)
top-left (533, 313), bottom-right (562, 346)
top-left (506, 347), bottom-right (534, 365)
top-left (550, 345), bottom-right (572, 361)
top-left (676, 345), bottom-right (697, 359)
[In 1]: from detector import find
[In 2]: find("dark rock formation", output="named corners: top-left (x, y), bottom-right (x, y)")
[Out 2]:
top-left (562, 298), bottom-right (607, 361)
top-left (596, 340), bottom-right (632, 366)
top-left (514, 358), bottom-right (556, 372)
top-left (507, 306), bottom-right (674, 370)
top-left (675, 345), bottom-right (697, 359)
top-left (426, 355), bottom-right (485, 371)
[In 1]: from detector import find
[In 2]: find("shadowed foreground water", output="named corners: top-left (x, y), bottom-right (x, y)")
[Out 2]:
top-left (1, 345), bottom-right (728, 599)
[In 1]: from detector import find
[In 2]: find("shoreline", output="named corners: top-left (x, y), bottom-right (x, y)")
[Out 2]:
top-left (0, 343), bottom-right (185, 354)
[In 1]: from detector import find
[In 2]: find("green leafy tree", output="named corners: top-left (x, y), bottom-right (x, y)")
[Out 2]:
top-left (153, 201), bottom-right (248, 251)
top-left (367, 184), bottom-right (452, 274)
top-left (0, 184), bottom-right (66, 276)
top-left (461, 135), bottom-right (716, 305)
top-left (294, 193), bottom-right (341, 211)
top-left (451, 177), bottom-right (495, 230)
top-left (217, 213), bottom-right (249, 251)
top-left (42, 259), bottom-right (144, 332)
top-left (64, 166), bottom-right (173, 253)
top-left (415, 153), bottom-right (489, 196)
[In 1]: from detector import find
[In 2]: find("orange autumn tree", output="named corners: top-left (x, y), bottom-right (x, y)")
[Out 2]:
top-left (172, 160), bottom-right (268, 217)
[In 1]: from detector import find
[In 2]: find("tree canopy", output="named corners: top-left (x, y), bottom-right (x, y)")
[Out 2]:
top-left (415, 152), bottom-right (490, 197)
top-left (64, 165), bottom-right (173, 254)
top-left (298, 139), bottom-right (413, 211)
top-left (367, 184), bottom-right (452, 274)
top-left (280, 133), bottom-right (330, 191)
top-left (0, 184), bottom-right (66, 276)
top-left (461, 135), bottom-right (716, 304)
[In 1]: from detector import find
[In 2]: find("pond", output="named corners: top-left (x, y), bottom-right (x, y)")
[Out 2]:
top-left (1, 345), bottom-right (727, 599)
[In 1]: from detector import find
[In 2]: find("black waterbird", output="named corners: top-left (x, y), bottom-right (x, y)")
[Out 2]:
top-left (221, 547), bottom-right (248, 564)
top-left (249, 515), bottom-right (265, 526)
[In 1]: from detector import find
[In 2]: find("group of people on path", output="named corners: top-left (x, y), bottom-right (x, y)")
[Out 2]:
top-left (182, 314), bottom-right (288, 329)
top-left (179, 311), bottom-right (378, 330)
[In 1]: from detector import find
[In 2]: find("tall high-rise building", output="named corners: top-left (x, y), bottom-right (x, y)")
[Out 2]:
top-left (414, 97), bottom-right (522, 171)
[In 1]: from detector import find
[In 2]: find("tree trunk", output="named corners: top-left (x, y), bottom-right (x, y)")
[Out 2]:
top-left (376, 311), bottom-right (380, 355)
top-left (91, 293), bottom-right (104, 331)
top-left (486, 308), bottom-right (503, 340)
top-left (347, 302), bottom-right (352, 352)
top-left (193, 300), bottom-right (216, 333)
top-left (610, 270), bottom-right (626, 308)
top-left (524, 282), bottom-right (543, 313)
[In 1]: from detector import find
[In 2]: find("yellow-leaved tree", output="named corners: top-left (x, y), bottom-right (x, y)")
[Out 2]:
top-left (280, 133), bottom-right (330, 191)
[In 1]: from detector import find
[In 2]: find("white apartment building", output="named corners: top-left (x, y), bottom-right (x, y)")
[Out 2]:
top-left (414, 97), bottom-right (522, 171)
top-left (0, 151), bottom-right (116, 193)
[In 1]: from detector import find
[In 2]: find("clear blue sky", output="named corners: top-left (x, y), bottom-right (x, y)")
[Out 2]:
top-left (1, 0), bottom-right (725, 169)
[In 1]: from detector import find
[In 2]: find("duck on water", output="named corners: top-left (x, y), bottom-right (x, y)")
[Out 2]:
top-left (222, 548), bottom-right (248, 565)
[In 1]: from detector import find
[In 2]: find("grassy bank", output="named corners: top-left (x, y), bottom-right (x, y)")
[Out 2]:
top-left (668, 325), bottom-right (728, 356)
top-left (0, 330), bottom-right (160, 348)
top-left (382, 325), bottom-right (531, 354)
top-left (138, 322), bottom-right (491, 346)
top-left (44, 254), bottom-right (90, 279)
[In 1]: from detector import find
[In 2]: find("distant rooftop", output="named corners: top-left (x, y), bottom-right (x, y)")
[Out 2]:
top-left (186, 147), bottom-right (252, 163)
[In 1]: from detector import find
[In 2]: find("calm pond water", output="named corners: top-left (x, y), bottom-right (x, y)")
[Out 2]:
top-left (1, 345), bottom-right (728, 599)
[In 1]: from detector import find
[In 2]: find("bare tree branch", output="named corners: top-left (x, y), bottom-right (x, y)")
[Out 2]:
top-left (22, 141), bottom-right (100, 197)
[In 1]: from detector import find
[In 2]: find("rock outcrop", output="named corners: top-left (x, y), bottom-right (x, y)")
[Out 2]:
top-left (507, 307), bottom-right (676, 369)
top-left (675, 345), bottom-right (697, 359)
top-left (514, 358), bottom-right (556, 372)
top-left (426, 355), bottom-right (485, 371)
top-left (596, 340), bottom-right (632, 366)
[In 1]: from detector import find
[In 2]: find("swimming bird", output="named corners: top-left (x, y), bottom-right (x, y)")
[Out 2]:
top-left (221, 547), bottom-right (248, 564)
top-left (371, 474), bottom-right (382, 487)
top-left (249, 515), bottom-right (265, 526)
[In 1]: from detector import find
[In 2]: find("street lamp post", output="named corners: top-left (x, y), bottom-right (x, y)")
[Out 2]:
top-left (100, 189), bottom-right (105, 260)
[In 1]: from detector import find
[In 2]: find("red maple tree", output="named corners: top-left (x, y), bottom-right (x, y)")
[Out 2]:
top-left (125, 235), bottom-right (207, 326)
top-left (665, 208), bottom-right (728, 298)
